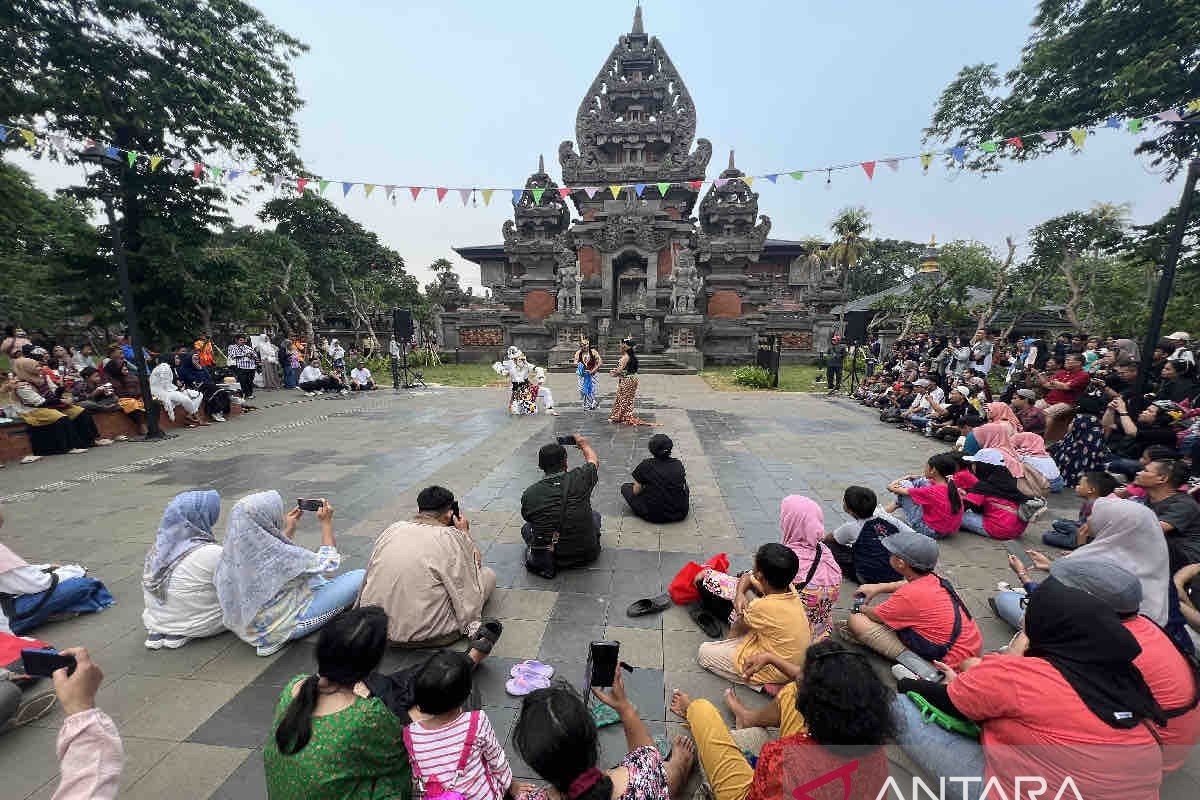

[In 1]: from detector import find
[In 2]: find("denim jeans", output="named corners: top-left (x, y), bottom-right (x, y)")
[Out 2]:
top-left (1042, 519), bottom-right (1081, 549)
top-left (960, 510), bottom-right (988, 536)
top-left (1105, 456), bottom-right (1142, 479)
top-left (891, 694), bottom-right (986, 800)
top-left (896, 479), bottom-right (942, 539)
top-left (291, 569), bottom-right (366, 640)
top-left (993, 590), bottom-right (1026, 628)
top-left (1048, 475), bottom-right (1065, 493)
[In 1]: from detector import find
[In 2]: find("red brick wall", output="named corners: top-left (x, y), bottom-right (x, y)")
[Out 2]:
top-left (657, 249), bottom-right (673, 278)
top-left (524, 290), bottom-right (555, 320)
top-left (780, 331), bottom-right (814, 351)
top-left (459, 327), bottom-right (504, 347)
top-left (708, 290), bottom-right (742, 319)
top-left (579, 246), bottom-right (600, 280)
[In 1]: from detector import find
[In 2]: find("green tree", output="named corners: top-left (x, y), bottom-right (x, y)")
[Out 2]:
top-left (828, 207), bottom-right (871, 325)
top-left (924, 1), bottom-right (1200, 176)
top-left (850, 238), bottom-right (926, 298)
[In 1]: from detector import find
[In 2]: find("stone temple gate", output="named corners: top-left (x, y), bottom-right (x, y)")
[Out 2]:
top-left (449, 7), bottom-right (844, 369)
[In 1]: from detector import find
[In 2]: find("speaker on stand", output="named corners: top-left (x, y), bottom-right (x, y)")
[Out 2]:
top-left (391, 308), bottom-right (424, 389)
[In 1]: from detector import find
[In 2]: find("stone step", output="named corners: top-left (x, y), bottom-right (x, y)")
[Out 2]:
top-left (549, 354), bottom-right (697, 375)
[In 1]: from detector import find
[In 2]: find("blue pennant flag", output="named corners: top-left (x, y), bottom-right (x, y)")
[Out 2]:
top-left (765, 174), bottom-right (778, 183)
top-left (634, 183), bottom-right (646, 197)
top-left (950, 146), bottom-right (966, 164)
top-left (105, 145), bottom-right (120, 159)
top-left (511, 189), bottom-right (523, 204)
top-left (227, 170), bottom-right (240, 182)
top-left (1105, 117), bottom-right (1121, 129)
top-left (0, 125), bottom-right (7, 142)
top-left (342, 182), bottom-right (354, 197)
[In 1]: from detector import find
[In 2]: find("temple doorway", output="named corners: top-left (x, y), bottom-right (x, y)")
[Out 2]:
top-left (612, 250), bottom-right (649, 316)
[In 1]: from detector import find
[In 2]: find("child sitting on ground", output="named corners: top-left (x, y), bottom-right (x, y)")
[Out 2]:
top-left (885, 453), bottom-right (965, 539)
top-left (846, 529), bottom-right (983, 672)
top-left (824, 486), bottom-right (908, 584)
top-left (1041, 470), bottom-right (1119, 550)
top-left (404, 650), bottom-right (525, 800)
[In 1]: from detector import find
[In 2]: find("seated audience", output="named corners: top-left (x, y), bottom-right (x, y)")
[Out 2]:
top-left (1049, 393), bottom-right (1108, 487)
top-left (1042, 471), bottom-right (1119, 550)
top-left (846, 530), bottom-right (983, 670)
top-left (148, 356), bottom-right (202, 426)
top-left (358, 486), bottom-right (501, 648)
top-left (1, 326), bottom-right (32, 360)
top-left (1105, 397), bottom-right (1183, 477)
top-left (297, 358), bottom-right (346, 395)
top-left (348, 361), bottom-right (375, 391)
top-left (1036, 351), bottom-right (1091, 426)
top-left (102, 347), bottom-right (149, 434)
top-left (404, 650), bottom-right (523, 800)
top-left (696, 543), bottom-right (810, 686)
top-left (925, 384), bottom-right (971, 440)
top-left (824, 486), bottom-right (908, 584)
top-left (1011, 431), bottom-right (1062, 491)
top-left (521, 435), bottom-right (602, 571)
top-left (669, 640), bottom-right (892, 800)
top-left (175, 346), bottom-right (232, 422)
top-left (621, 434), bottom-right (689, 524)
top-left (1158, 359), bottom-right (1197, 405)
top-left (46, 647), bottom-right (124, 800)
top-left (774, 496), bottom-right (840, 640)
top-left (1177, 563), bottom-right (1200, 633)
top-left (513, 674), bottom-right (694, 800)
top-left (1138, 458), bottom-right (1200, 573)
top-left (71, 343), bottom-right (98, 372)
top-left (264, 606), bottom-right (412, 800)
top-left (899, 379), bottom-right (943, 431)
top-left (885, 453), bottom-right (965, 539)
top-left (0, 507), bottom-right (114, 636)
top-left (1, 358), bottom-right (109, 461)
top-left (956, 449), bottom-right (1035, 540)
top-left (892, 577), bottom-right (1164, 800)
top-left (141, 490), bottom-right (225, 650)
top-left (215, 491), bottom-right (364, 656)
top-left (1010, 388), bottom-right (1046, 434)
top-left (73, 367), bottom-right (120, 414)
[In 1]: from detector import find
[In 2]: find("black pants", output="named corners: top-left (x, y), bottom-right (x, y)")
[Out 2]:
top-left (826, 365), bottom-right (843, 390)
top-left (620, 482), bottom-right (688, 524)
top-left (235, 367), bottom-right (256, 399)
top-left (351, 381), bottom-right (376, 391)
top-left (521, 512), bottom-right (603, 569)
top-left (825, 540), bottom-right (857, 578)
top-left (300, 377), bottom-right (342, 393)
top-left (28, 411), bottom-right (98, 455)
top-left (195, 383), bottom-right (231, 416)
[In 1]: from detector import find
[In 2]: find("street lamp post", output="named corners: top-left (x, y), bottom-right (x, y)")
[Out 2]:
top-left (79, 145), bottom-right (169, 440)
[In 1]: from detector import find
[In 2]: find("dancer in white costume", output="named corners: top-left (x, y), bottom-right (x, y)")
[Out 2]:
top-left (492, 346), bottom-right (538, 415)
top-left (532, 366), bottom-right (558, 415)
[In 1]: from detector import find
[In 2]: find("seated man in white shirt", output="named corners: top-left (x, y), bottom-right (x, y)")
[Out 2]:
top-left (296, 358), bottom-right (346, 395)
top-left (349, 361), bottom-right (376, 391)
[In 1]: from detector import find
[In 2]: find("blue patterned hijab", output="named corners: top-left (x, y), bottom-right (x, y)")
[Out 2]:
top-left (143, 490), bottom-right (221, 603)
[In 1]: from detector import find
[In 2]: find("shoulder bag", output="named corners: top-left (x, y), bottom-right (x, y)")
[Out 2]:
top-left (525, 477), bottom-right (568, 579)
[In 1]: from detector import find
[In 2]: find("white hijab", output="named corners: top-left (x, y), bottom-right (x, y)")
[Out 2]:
top-left (1067, 496), bottom-right (1170, 624)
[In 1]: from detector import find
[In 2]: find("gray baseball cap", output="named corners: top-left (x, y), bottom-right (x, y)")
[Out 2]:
top-left (1015, 388), bottom-right (1037, 402)
top-left (881, 529), bottom-right (939, 571)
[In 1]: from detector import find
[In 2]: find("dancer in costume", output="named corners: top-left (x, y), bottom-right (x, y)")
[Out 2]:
top-left (492, 346), bottom-right (537, 415)
top-left (575, 336), bottom-right (602, 410)
top-left (609, 338), bottom-right (660, 426)
top-left (532, 366), bottom-right (559, 415)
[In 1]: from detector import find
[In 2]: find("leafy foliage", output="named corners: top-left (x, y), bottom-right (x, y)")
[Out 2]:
top-left (731, 366), bottom-right (775, 388)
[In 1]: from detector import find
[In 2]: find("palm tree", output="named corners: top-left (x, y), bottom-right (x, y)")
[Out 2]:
top-left (828, 207), bottom-right (872, 329)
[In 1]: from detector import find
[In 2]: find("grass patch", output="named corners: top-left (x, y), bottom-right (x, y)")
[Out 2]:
top-left (407, 362), bottom-right (506, 388)
top-left (700, 364), bottom-right (826, 393)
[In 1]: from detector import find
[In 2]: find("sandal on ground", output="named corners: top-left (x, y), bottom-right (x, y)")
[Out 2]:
top-left (506, 673), bottom-right (551, 697)
top-left (626, 592), bottom-right (671, 618)
top-left (467, 618), bottom-right (503, 655)
top-left (688, 605), bottom-right (723, 639)
top-left (510, 660), bottom-right (554, 680)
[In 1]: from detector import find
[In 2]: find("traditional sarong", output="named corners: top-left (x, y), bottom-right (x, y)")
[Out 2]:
top-left (608, 375), bottom-right (658, 426)
top-left (509, 381), bottom-right (537, 415)
top-left (577, 363), bottom-right (598, 410)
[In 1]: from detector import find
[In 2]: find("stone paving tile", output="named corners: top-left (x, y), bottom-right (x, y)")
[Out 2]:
top-left (122, 743), bottom-right (252, 800)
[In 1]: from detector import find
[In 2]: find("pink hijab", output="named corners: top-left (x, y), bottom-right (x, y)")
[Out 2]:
top-left (972, 423), bottom-right (1025, 477)
top-left (1012, 432), bottom-right (1050, 459)
top-left (0, 543), bottom-right (29, 573)
top-left (779, 495), bottom-right (842, 588)
top-left (985, 402), bottom-right (1023, 433)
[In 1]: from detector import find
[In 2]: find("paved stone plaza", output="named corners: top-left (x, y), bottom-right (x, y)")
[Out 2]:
top-left (2, 375), bottom-right (1197, 799)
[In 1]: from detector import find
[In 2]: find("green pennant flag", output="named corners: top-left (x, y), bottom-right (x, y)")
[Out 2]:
top-left (980, 141), bottom-right (997, 153)
top-left (531, 187), bottom-right (545, 204)
top-left (788, 171), bottom-right (803, 181)
top-left (319, 179), bottom-right (330, 194)
top-left (656, 182), bottom-right (670, 197)
top-left (211, 166), bottom-right (224, 182)
top-left (127, 151), bottom-right (139, 167)
top-left (1128, 117), bottom-right (1145, 133)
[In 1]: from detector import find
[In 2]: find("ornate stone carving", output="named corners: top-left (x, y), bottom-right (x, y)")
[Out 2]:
top-left (669, 247), bottom-right (703, 314)
top-left (555, 246), bottom-right (582, 315)
top-left (459, 327), bottom-right (505, 348)
top-left (594, 212), bottom-right (670, 253)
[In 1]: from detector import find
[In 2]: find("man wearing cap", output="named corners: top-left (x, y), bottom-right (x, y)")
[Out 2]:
top-left (846, 529), bottom-right (983, 670)
top-left (1010, 389), bottom-right (1045, 435)
top-left (1166, 331), bottom-right (1195, 367)
top-left (899, 379), bottom-right (944, 431)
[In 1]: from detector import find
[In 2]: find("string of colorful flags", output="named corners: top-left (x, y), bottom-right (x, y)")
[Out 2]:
top-left (1, 99), bottom-right (1196, 207)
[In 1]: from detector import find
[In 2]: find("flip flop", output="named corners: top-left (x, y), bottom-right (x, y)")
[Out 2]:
top-left (510, 660), bottom-right (555, 680)
top-left (468, 618), bottom-right (503, 655)
top-left (626, 593), bottom-right (671, 618)
top-left (688, 605), bottom-right (723, 639)
top-left (506, 674), bottom-right (552, 696)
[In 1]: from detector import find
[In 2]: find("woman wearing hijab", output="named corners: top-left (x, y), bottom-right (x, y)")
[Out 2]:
top-left (1, 357), bottom-right (108, 462)
top-left (778, 496), bottom-right (842, 641)
top-left (1012, 431), bottom-right (1063, 492)
top-left (1049, 394), bottom-right (1108, 487)
top-left (176, 346), bottom-right (232, 423)
top-left (621, 434), bottom-right (689, 523)
top-left (215, 491), bottom-right (364, 656)
top-left (1114, 337), bottom-right (1141, 362)
top-left (142, 490), bottom-right (226, 650)
top-left (956, 449), bottom-right (1034, 540)
top-left (149, 355), bottom-right (203, 426)
top-left (893, 577), bottom-right (1165, 800)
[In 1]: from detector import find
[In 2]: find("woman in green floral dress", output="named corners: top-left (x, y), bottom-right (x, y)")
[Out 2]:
top-left (264, 606), bottom-right (412, 800)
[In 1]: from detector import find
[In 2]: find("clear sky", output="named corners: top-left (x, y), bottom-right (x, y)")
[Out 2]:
top-left (13, 0), bottom-right (1185, 292)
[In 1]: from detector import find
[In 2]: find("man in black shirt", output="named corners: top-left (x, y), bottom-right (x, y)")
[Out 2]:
top-left (521, 434), bottom-right (602, 569)
top-left (622, 433), bottom-right (689, 523)
top-left (826, 335), bottom-right (848, 393)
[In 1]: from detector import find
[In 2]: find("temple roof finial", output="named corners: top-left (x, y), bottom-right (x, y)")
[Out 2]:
top-left (632, 3), bottom-right (644, 34)
top-left (728, 148), bottom-right (736, 170)
top-left (538, 153), bottom-right (545, 173)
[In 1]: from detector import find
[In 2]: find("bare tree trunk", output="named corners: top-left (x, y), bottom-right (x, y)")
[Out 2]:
top-left (339, 271), bottom-right (379, 350)
top-left (1059, 252), bottom-right (1085, 329)
top-left (196, 303), bottom-right (213, 340)
top-left (976, 237), bottom-right (1017, 329)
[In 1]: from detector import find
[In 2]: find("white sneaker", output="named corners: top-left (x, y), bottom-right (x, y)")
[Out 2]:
top-left (340, 389), bottom-right (349, 395)
top-left (307, 392), bottom-right (317, 397)
top-left (256, 641), bottom-right (288, 657)
top-left (211, 413), bottom-right (226, 422)
top-left (94, 438), bottom-right (114, 446)
top-left (19, 455), bottom-right (41, 464)
top-left (68, 448), bottom-right (88, 454)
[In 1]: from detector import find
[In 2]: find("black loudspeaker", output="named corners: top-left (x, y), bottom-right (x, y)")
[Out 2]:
top-left (392, 308), bottom-right (414, 340)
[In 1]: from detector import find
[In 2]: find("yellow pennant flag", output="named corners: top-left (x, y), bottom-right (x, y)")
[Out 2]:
top-left (149, 155), bottom-right (163, 171)
top-left (481, 189), bottom-right (494, 206)
top-left (609, 185), bottom-right (622, 199)
top-left (364, 184), bottom-right (375, 198)
top-left (1069, 128), bottom-right (1087, 148)
top-left (19, 129), bottom-right (35, 148)
top-left (919, 153), bottom-right (933, 170)
top-left (742, 176), bottom-right (755, 187)
top-left (1188, 98), bottom-right (1200, 113)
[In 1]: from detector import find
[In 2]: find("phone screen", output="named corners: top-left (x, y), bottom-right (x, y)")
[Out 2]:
top-left (297, 498), bottom-right (322, 512)
top-left (557, 435), bottom-right (577, 446)
top-left (21, 648), bottom-right (76, 677)
top-left (588, 641), bottom-right (620, 687)
top-left (1005, 540), bottom-right (1035, 569)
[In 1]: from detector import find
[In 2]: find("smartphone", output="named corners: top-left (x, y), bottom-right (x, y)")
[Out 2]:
top-left (556, 435), bottom-right (577, 446)
top-left (21, 648), bottom-right (76, 677)
top-left (587, 640), bottom-right (620, 687)
top-left (450, 500), bottom-right (461, 523)
top-left (851, 592), bottom-right (866, 614)
top-left (1005, 540), bottom-right (1035, 569)
top-left (896, 650), bottom-right (943, 682)
top-left (297, 498), bottom-right (322, 512)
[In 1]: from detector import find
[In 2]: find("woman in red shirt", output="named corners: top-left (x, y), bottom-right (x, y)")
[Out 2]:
top-left (893, 577), bottom-right (1165, 800)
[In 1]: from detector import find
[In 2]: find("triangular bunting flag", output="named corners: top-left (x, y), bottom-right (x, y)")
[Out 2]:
top-left (458, 188), bottom-right (471, 205)
top-left (1188, 99), bottom-right (1200, 113)
top-left (511, 189), bottom-right (523, 204)
top-left (21, 129), bottom-right (36, 148)
top-left (0, 125), bottom-right (8, 142)
top-left (919, 153), bottom-right (933, 170)
top-left (687, 180), bottom-right (703, 191)
top-left (297, 178), bottom-right (308, 193)
top-left (149, 155), bottom-right (163, 171)
top-left (860, 161), bottom-right (876, 179)
top-left (1128, 118), bottom-right (1145, 133)
top-left (788, 171), bottom-right (804, 181)
top-left (342, 182), bottom-right (353, 197)
top-left (250, 169), bottom-right (261, 176)
top-left (765, 174), bottom-right (779, 183)
top-left (384, 185), bottom-right (396, 199)
top-left (319, 179), bottom-right (330, 195)
top-left (656, 182), bottom-right (670, 196)
top-left (1041, 131), bottom-right (1060, 143)
top-left (227, 170), bottom-right (240, 182)
top-left (742, 176), bottom-right (755, 187)
top-left (170, 158), bottom-right (184, 172)
top-left (126, 150), bottom-right (139, 167)
top-left (482, 189), bottom-right (494, 206)
top-left (608, 185), bottom-right (622, 199)
top-left (1005, 136), bottom-right (1023, 149)
top-left (979, 141), bottom-right (997, 153)
top-left (1155, 110), bottom-right (1182, 122)
top-left (1105, 117), bottom-right (1121, 129)
top-left (272, 174), bottom-right (284, 192)
top-left (435, 187), bottom-right (448, 203)
top-left (532, 187), bottom-right (545, 204)
top-left (410, 186), bottom-right (423, 200)
top-left (365, 184), bottom-right (375, 198)
top-left (583, 186), bottom-right (599, 198)
top-left (104, 145), bottom-right (119, 159)
top-left (50, 134), bottom-right (66, 151)
top-left (1069, 128), bottom-right (1087, 148)
top-left (634, 183), bottom-right (646, 197)
top-left (193, 163), bottom-right (204, 179)
top-left (714, 178), bottom-right (729, 188)
top-left (558, 187), bottom-right (572, 199)
top-left (950, 146), bottom-right (966, 164)
top-left (884, 159), bottom-right (900, 172)
top-left (210, 167), bottom-right (224, 183)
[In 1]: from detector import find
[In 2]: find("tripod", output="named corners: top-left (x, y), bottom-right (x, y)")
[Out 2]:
top-left (392, 343), bottom-right (425, 389)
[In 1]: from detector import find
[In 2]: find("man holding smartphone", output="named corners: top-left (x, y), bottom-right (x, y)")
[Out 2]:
top-left (521, 434), bottom-right (602, 571)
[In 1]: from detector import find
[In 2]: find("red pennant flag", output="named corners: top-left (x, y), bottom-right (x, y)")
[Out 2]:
top-left (409, 186), bottom-right (422, 200)
top-left (435, 187), bottom-right (448, 203)
top-left (558, 187), bottom-right (571, 199)
top-left (296, 178), bottom-right (308, 194)
top-left (861, 161), bottom-right (876, 180)
top-left (1005, 136), bottom-right (1024, 149)
top-left (687, 180), bottom-right (702, 191)
top-left (192, 163), bottom-right (204, 179)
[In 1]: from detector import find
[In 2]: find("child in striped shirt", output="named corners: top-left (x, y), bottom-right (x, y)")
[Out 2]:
top-left (405, 650), bottom-right (524, 800)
